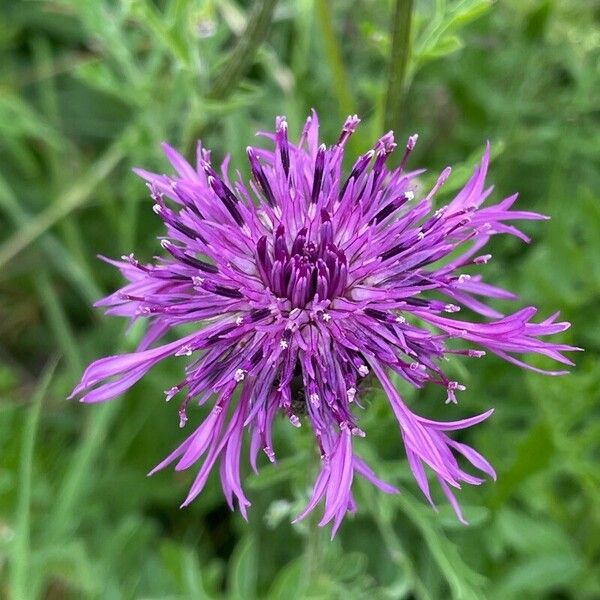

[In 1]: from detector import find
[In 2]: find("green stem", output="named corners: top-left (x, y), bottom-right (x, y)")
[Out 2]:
top-left (315, 0), bottom-right (360, 154)
top-left (208, 0), bottom-right (278, 100)
top-left (383, 0), bottom-right (413, 135)
top-left (185, 0), bottom-right (278, 153)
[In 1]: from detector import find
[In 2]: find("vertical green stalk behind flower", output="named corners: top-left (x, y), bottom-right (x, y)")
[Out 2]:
top-left (315, 0), bottom-right (361, 155)
top-left (208, 0), bottom-right (279, 101)
top-left (384, 0), bottom-right (414, 135)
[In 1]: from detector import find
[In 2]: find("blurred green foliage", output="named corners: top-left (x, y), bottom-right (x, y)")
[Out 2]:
top-left (0, 0), bottom-right (599, 598)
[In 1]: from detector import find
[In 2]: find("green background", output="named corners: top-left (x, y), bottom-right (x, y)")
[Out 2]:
top-left (1, 1), bottom-right (598, 598)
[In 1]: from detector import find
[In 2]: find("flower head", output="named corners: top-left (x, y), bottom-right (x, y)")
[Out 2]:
top-left (71, 111), bottom-right (577, 535)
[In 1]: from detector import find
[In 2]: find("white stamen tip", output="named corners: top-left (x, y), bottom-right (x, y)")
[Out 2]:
top-left (405, 190), bottom-right (415, 201)
top-left (164, 387), bottom-right (178, 402)
top-left (444, 304), bottom-right (461, 313)
top-left (448, 381), bottom-right (466, 391)
top-left (358, 365), bottom-right (369, 377)
top-left (289, 414), bottom-right (301, 428)
top-left (322, 312), bottom-right (331, 322)
top-left (280, 340), bottom-right (289, 350)
top-left (351, 427), bottom-right (366, 438)
top-left (410, 363), bottom-right (426, 373)
top-left (309, 393), bottom-right (320, 406)
top-left (343, 114), bottom-right (360, 132)
top-left (474, 254), bottom-right (492, 264)
top-left (264, 446), bottom-right (276, 462)
top-left (234, 369), bottom-right (246, 382)
top-left (395, 315), bottom-right (406, 324)
top-left (347, 387), bottom-right (357, 402)
top-left (235, 316), bottom-right (244, 326)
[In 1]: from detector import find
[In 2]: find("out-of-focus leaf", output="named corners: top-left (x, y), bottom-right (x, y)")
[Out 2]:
top-left (246, 453), bottom-right (309, 490)
top-left (267, 558), bottom-right (304, 600)
top-left (419, 34), bottom-right (464, 61)
top-left (494, 553), bottom-right (583, 597)
top-left (396, 493), bottom-right (487, 599)
top-left (490, 422), bottom-right (555, 508)
top-left (159, 540), bottom-right (216, 599)
top-left (227, 535), bottom-right (258, 600)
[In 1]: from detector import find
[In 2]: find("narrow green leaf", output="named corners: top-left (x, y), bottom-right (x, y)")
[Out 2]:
top-left (267, 558), bottom-right (303, 600)
top-left (396, 493), bottom-right (486, 599)
top-left (0, 172), bottom-right (102, 303)
top-left (0, 133), bottom-right (128, 269)
top-left (35, 272), bottom-right (82, 380)
top-left (47, 402), bottom-right (120, 541)
top-left (227, 535), bottom-right (258, 600)
top-left (10, 360), bottom-right (59, 600)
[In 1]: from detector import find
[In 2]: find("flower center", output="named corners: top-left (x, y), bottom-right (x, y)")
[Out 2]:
top-left (255, 218), bottom-right (348, 308)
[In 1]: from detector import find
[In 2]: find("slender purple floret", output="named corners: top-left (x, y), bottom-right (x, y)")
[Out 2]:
top-left (71, 111), bottom-right (578, 535)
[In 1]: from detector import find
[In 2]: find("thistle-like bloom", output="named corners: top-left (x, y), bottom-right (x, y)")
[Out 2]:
top-left (72, 112), bottom-right (576, 534)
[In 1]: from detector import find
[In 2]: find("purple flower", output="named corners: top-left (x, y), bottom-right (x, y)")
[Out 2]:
top-left (71, 111), bottom-right (577, 535)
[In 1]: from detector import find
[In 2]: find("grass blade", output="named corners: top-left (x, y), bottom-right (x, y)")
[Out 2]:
top-left (46, 402), bottom-right (119, 541)
top-left (0, 173), bottom-right (102, 303)
top-left (0, 134), bottom-right (127, 269)
top-left (10, 359), bottom-right (59, 600)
